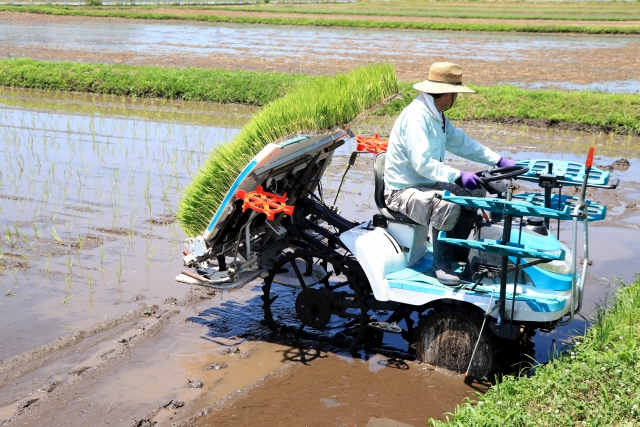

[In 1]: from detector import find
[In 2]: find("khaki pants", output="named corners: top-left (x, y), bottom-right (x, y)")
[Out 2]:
top-left (384, 183), bottom-right (485, 232)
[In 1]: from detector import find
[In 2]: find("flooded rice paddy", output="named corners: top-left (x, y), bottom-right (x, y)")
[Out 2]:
top-left (0, 88), bottom-right (639, 426)
top-left (0, 87), bottom-right (254, 360)
top-left (3, 11), bottom-right (640, 87)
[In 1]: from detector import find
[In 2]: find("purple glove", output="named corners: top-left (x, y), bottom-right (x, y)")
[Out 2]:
top-left (497, 157), bottom-right (516, 168)
top-left (459, 171), bottom-right (483, 191)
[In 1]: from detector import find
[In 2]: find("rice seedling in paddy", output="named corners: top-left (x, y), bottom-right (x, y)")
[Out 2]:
top-left (177, 64), bottom-right (398, 236)
top-left (0, 88), bottom-right (239, 320)
top-left (115, 255), bottom-right (124, 284)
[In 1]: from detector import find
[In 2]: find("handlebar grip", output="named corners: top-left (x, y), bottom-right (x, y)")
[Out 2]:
top-left (609, 178), bottom-right (620, 189)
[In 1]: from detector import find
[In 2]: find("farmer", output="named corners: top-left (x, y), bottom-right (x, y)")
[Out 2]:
top-left (384, 62), bottom-right (515, 286)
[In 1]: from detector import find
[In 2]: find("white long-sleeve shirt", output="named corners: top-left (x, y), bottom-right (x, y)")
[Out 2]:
top-left (384, 93), bottom-right (501, 191)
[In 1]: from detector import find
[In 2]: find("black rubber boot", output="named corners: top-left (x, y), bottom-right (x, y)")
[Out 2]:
top-left (432, 228), bottom-right (460, 286)
top-left (451, 209), bottom-right (477, 263)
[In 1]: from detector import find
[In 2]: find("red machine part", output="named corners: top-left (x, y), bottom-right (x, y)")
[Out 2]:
top-left (356, 134), bottom-right (388, 154)
top-left (585, 146), bottom-right (594, 168)
top-left (235, 185), bottom-right (294, 221)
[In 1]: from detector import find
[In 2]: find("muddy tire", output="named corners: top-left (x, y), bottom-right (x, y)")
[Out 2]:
top-left (417, 305), bottom-right (495, 379)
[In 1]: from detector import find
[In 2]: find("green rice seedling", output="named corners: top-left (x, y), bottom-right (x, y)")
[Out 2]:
top-left (63, 294), bottom-right (72, 305)
top-left (162, 179), bottom-right (172, 200)
top-left (64, 273), bottom-right (73, 290)
top-left (99, 243), bottom-right (106, 264)
top-left (146, 242), bottom-right (158, 261)
top-left (4, 226), bottom-right (13, 246)
top-left (65, 257), bottom-right (73, 275)
top-left (87, 275), bottom-right (94, 293)
top-left (32, 221), bottom-right (41, 238)
top-left (45, 256), bottom-right (51, 278)
top-left (16, 154), bottom-right (24, 172)
top-left (177, 64), bottom-right (397, 236)
top-left (5, 285), bottom-right (18, 297)
top-left (115, 256), bottom-right (123, 283)
top-left (147, 198), bottom-right (153, 221)
top-left (76, 235), bottom-right (86, 251)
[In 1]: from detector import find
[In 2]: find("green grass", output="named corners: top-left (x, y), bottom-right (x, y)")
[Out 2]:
top-left (209, 3), bottom-right (640, 22)
top-left (0, 58), bottom-right (307, 105)
top-left (4, 5), bottom-right (640, 34)
top-left (431, 276), bottom-right (640, 426)
top-left (379, 82), bottom-right (640, 135)
top-left (176, 64), bottom-right (397, 236)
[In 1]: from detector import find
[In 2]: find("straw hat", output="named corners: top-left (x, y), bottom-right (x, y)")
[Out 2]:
top-left (413, 62), bottom-right (475, 94)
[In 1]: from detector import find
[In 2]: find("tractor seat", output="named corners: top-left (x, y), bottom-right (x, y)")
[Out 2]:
top-left (373, 153), bottom-right (419, 225)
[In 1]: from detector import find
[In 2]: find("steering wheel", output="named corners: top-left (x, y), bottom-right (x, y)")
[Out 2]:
top-left (476, 165), bottom-right (529, 183)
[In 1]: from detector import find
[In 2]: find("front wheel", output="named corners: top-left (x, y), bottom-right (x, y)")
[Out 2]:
top-left (417, 305), bottom-right (495, 379)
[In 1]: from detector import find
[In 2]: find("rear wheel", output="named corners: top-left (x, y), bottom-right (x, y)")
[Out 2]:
top-left (417, 305), bottom-right (495, 378)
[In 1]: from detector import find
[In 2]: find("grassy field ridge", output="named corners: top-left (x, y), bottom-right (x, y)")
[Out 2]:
top-left (204, 4), bottom-right (640, 22)
top-left (4, 5), bottom-right (640, 34)
top-left (380, 82), bottom-right (640, 135)
top-left (0, 57), bottom-right (307, 105)
top-left (431, 276), bottom-right (640, 426)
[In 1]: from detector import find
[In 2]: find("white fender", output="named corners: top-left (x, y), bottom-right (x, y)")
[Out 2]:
top-left (340, 223), bottom-right (406, 301)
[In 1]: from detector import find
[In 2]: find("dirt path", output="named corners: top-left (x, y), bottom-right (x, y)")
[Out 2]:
top-left (2, 11), bottom-right (640, 86)
top-left (152, 7), bottom-right (640, 28)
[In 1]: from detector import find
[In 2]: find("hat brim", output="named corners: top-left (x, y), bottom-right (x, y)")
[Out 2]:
top-left (413, 80), bottom-right (476, 94)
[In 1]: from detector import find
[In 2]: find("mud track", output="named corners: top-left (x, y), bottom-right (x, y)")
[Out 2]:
top-left (0, 285), bottom-right (484, 427)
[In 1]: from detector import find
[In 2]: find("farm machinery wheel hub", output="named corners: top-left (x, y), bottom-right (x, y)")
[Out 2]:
top-left (295, 288), bottom-right (332, 329)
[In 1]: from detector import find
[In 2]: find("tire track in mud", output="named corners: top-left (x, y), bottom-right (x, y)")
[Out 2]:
top-left (0, 297), bottom-right (179, 425)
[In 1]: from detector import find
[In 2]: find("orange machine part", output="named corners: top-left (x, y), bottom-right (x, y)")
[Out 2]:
top-left (356, 134), bottom-right (388, 154)
top-left (236, 185), bottom-right (294, 221)
top-left (585, 146), bottom-right (594, 169)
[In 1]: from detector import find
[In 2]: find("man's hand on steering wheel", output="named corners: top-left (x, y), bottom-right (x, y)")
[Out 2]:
top-left (496, 157), bottom-right (516, 168)
top-left (455, 164), bottom-right (530, 194)
top-left (458, 171), bottom-right (483, 190)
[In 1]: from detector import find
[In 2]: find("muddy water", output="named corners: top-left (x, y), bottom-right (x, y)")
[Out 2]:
top-left (0, 87), bottom-right (254, 360)
top-left (3, 11), bottom-right (640, 87)
top-left (10, 15), bottom-right (634, 59)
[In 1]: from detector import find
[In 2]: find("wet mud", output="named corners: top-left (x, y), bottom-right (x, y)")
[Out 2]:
top-left (0, 89), bottom-right (639, 426)
top-left (3, 11), bottom-right (640, 88)
top-left (188, 352), bottom-right (485, 427)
